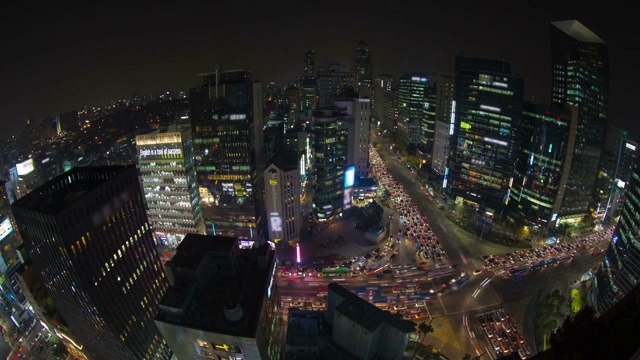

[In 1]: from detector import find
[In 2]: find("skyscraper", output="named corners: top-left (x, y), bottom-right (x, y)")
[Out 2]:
top-left (336, 97), bottom-right (371, 179)
top-left (189, 69), bottom-right (264, 244)
top-left (595, 154), bottom-right (640, 314)
top-left (446, 55), bottom-right (524, 213)
top-left (264, 150), bottom-right (301, 245)
top-left (509, 102), bottom-right (577, 231)
top-left (397, 73), bottom-right (429, 155)
top-left (316, 64), bottom-right (356, 108)
top-left (311, 108), bottom-right (348, 221)
top-left (430, 72), bottom-right (455, 175)
top-left (136, 126), bottom-right (206, 251)
top-left (371, 74), bottom-right (393, 125)
top-left (550, 20), bottom-right (609, 221)
top-left (11, 165), bottom-right (172, 360)
top-left (354, 40), bottom-right (373, 95)
top-left (304, 50), bottom-right (315, 78)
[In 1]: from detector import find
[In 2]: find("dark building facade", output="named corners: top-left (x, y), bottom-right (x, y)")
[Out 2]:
top-left (509, 102), bottom-right (576, 231)
top-left (189, 69), bottom-right (264, 244)
top-left (11, 165), bottom-right (172, 360)
top-left (446, 55), bottom-right (524, 213)
top-left (354, 40), bottom-right (372, 95)
top-left (550, 20), bottom-right (609, 221)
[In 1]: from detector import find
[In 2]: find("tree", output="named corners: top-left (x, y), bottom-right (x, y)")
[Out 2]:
top-left (412, 321), bottom-right (434, 358)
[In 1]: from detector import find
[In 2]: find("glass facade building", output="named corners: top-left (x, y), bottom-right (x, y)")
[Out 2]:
top-left (397, 73), bottom-right (429, 154)
top-left (11, 165), bottom-right (172, 360)
top-left (311, 108), bottom-right (348, 221)
top-left (550, 20), bottom-right (609, 220)
top-left (509, 102), bottom-right (576, 231)
top-left (136, 127), bottom-right (205, 250)
top-left (446, 56), bottom-right (524, 213)
top-left (595, 155), bottom-right (640, 314)
top-left (189, 69), bottom-right (264, 244)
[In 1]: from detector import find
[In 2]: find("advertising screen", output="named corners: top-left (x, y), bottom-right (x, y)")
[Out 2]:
top-left (16, 158), bottom-right (35, 176)
top-left (344, 165), bottom-right (355, 188)
top-left (0, 218), bottom-right (14, 241)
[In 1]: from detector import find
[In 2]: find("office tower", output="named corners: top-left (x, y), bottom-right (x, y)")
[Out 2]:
top-left (0, 181), bottom-right (11, 219)
top-left (11, 165), bottom-right (172, 360)
top-left (420, 81), bottom-right (437, 168)
top-left (136, 126), bottom-right (205, 251)
top-left (284, 85), bottom-right (299, 126)
top-left (1, 136), bottom-right (19, 173)
top-left (189, 69), bottom-right (264, 244)
top-left (311, 108), bottom-right (348, 221)
top-left (0, 216), bottom-right (27, 306)
top-left (383, 88), bottom-right (399, 135)
top-left (285, 282), bottom-right (413, 359)
top-left (595, 154), bottom-right (640, 314)
top-left (431, 73), bottom-right (455, 175)
top-left (265, 150), bottom-right (301, 245)
top-left (155, 234), bottom-right (282, 360)
top-left (354, 40), bottom-right (373, 96)
top-left (336, 98), bottom-right (371, 179)
top-left (299, 77), bottom-right (317, 116)
top-left (446, 55), bottom-right (524, 214)
top-left (372, 74), bottom-right (393, 125)
top-left (508, 102), bottom-right (577, 231)
top-left (397, 73), bottom-right (429, 155)
top-left (550, 20), bottom-right (609, 221)
top-left (316, 64), bottom-right (357, 108)
top-left (12, 158), bottom-right (41, 199)
top-left (304, 50), bottom-right (315, 79)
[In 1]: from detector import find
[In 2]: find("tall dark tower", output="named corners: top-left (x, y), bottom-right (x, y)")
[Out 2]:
top-left (354, 40), bottom-right (372, 94)
top-left (11, 166), bottom-right (172, 360)
top-left (189, 69), bottom-right (264, 244)
top-left (550, 20), bottom-right (609, 220)
top-left (304, 50), bottom-right (315, 78)
top-left (446, 55), bottom-right (524, 214)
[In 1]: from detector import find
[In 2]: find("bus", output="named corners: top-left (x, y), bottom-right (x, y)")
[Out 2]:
top-left (355, 286), bottom-right (381, 298)
top-left (316, 287), bottom-right (328, 297)
top-left (451, 274), bottom-right (470, 291)
top-left (322, 267), bottom-right (349, 277)
top-left (427, 267), bottom-right (455, 278)
top-left (557, 253), bottom-right (573, 263)
top-left (367, 258), bottom-right (390, 274)
top-left (372, 295), bottom-right (388, 304)
top-left (392, 284), bottom-right (407, 294)
top-left (529, 261), bottom-right (546, 271)
top-left (508, 265), bottom-right (528, 277)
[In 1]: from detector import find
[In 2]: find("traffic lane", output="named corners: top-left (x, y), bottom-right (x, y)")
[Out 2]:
top-left (491, 254), bottom-right (602, 304)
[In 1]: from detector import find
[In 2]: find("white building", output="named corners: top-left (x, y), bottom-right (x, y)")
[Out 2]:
top-left (264, 150), bottom-right (301, 245)
top-left (136, 126), bottom-right (205, 249)
top-left (430, 73), bottom-right (455, 175)
top-left (336, 98), bottom-right (371, 179)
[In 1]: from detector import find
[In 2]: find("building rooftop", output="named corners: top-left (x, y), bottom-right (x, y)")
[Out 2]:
top-left (11, 165), bottom-right (129, 214)
top-left (552, 20), bottom-right (605, 44)
top-left (269, 149), bottom-right (299, 172)
top-left (329, 282), bottom-right (414, 333)
top-left (156, 234), bottom-right (274, 338)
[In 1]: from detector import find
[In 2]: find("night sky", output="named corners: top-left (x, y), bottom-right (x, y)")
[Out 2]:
top-left (1, 1), bottom-right (637, 140)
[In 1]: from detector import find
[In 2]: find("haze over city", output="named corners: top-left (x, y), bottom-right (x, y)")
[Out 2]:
top-left (1, 1), bottom-right (638, 139)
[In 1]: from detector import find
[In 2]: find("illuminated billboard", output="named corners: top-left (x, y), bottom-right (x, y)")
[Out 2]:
top-left (344, 165), bottom-right (355, 188)
top-left (16, 158), bottom-right (35, 176)
top-left (0, 218), bottom-right (14, 242)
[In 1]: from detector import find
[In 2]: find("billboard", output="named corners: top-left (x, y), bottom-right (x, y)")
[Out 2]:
top-left (0, 218), bottom-right (14, 242)
top-left (344, 165), bottom-right (355, 188)
top-left (16, 158), bottom-right (35, 176)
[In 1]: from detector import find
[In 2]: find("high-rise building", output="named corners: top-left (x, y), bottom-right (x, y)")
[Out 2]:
top-left (445, 55), bottom-right (524, 213)
top-left (595, 154), bottom-right (640, 314)
top-left (397, 73), bottom-right (429, 155)
top-left (382, 88), bottom-right (399, 135)
top-left (311, 108), bottom-right (348, 221)
top-left (354, 40), bottom-right (373, 96)
top-left (299, 77), bottom-right (317, 116)
top-left (371, 74), bottom-right (393, 125)
top-left (430, 73), bottom-right (455, 175)
top-left (154, 234), bottom-right (282, 360)
top-left (304, 50), bottom-right (315, 79)
top-left (136, 126), bottom-right (206, 251)
top-left (57, 110), bottom-right (80, 134)
top-left (189, 69), bottom-right (264, 244)
top-left (550, 20), bottom-right (609, 221)
top-left (11, 165), bottom-right (172, 360)
top-left (264, 150), bottom-right (301, 245)
top-left (316, 64), bottom-right (356, 108)
top-left (284, 85), bottom-right (299, 126)
top-left (508, 102), bottom-right (577, 231)
top-left (336, 98), bottom-right (371, 179)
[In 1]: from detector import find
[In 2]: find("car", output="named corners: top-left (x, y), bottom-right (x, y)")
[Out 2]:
top-left (311, 302), bottom-right (325, 308)
top-left (44, 333), bottom-right (52, 342)
top-left (382, 269), bottom-right (393, 275)
top-left (473, 269), bottom-right (483, 275)
top-left (289, 301), bottom-right (304, 308)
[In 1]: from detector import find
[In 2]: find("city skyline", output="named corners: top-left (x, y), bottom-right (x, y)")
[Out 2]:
top-left (1, 1), bottom-right (637, 140)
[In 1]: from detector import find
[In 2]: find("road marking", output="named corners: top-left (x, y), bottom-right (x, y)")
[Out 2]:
top-left (472, 289), bottom-right (481, 298)
top-left (482, 277), bottom-right (493, 287)
top-left (440, 224), bottom-right (448, 233)
top-left (480, 278), bottom-right (490, 286)
top-left (460, 253), bottom-right (467, 264)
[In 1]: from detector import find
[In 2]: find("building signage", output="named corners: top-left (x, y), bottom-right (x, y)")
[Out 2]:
top-left (0, 218), bottom-right (14, 242)
top-left (139, 147), bottom-right (182, 158)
